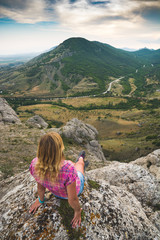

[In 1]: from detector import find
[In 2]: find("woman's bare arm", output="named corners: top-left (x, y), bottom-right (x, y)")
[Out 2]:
top-left (67, 181), bottom-right (82, 228)
top-left (37, 182), bottom-right (45, 201)
top-left (29, 183), bottom-right (46, 214)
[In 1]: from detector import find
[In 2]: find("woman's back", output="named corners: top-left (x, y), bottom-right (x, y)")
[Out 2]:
top-left (30, 158), bottom-right (81, 199)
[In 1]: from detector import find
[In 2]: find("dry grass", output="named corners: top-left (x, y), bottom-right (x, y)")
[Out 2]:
top-left (110, 82), bottom-right (123, 96)
top-left (92, 118), bottom-right (138, 139)
top-left (149, 91), bottom-right (160, 99)
top-left (68, 77), bottom-right (98, 94)
top-left (62, 97), bottom-right (126, 107)
top-left (0, 124), bottom-right (45, 178)
top-left (128, 78), bottom-right (137, 96)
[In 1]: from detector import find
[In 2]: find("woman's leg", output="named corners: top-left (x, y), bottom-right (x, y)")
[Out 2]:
top-left (74, 157), bottom-right (84, 175)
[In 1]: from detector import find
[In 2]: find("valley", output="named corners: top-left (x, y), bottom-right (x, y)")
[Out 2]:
top-left (0, 37), bottom-right (160, 178)
top-left (7, 95), bottom-right (160, 163)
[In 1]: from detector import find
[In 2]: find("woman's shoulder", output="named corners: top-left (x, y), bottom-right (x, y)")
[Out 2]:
top-left (29, 157), bottom-right (38, 173)
top-left (31, 157), bottom-right (38, 166)
top-left (61, 160), bottom-right (75, 172)
top-left (62, 160), bottom-right (74, 166)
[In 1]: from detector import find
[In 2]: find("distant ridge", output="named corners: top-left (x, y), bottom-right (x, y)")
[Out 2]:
top-left (121, 47), bottom-right (137, 52)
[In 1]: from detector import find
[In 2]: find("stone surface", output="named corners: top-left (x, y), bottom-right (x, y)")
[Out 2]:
top-left (26, 115), bottom-right (48, 129)
top-left (87, 161), bottom-right (160, 207)
top-left (0, 169), bottom-right (160, 240)
top-left (0, 170), bottom-right (3, 180)
top-left (0, 98), bottom-right (21, 124)
top-left (131, 149), bottom-right (160, 180)
top-left (61, 118), bottom-right (98, 143)
top-left (60, 118), bottom-right (106, 161)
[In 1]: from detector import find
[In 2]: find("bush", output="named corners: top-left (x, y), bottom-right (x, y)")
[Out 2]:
top-left (146, 135), bottom-right (158, 141)
top-left (152, 140), bottom-right (160, 146)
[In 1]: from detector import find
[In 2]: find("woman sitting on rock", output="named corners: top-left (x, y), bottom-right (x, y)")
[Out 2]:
top-left (29, 132), bottom-right (89, 228)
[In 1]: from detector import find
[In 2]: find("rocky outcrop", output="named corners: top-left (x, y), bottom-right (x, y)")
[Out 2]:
top-left (0, 98), bottom-right (21, 124)
top-left (26, 115), bottom-right (48, 129)
top-left (87, 161), bottom-right (160, 207)
top-left (61, 118), bottom-right (98, 144)
top-left (0, 168), bottom-right (160, 240)
top-left (131, 149), bottom-right (160, 180)
top-left (60, 118), bottom-right (106, 161)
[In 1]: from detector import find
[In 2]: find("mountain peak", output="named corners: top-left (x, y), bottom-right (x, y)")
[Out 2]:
top-left (63, 37), bottom-right (88, 43)
top-left (139, 47), bottom-right (155, 52)
top-left (60, 37), bottom-right (93, 52)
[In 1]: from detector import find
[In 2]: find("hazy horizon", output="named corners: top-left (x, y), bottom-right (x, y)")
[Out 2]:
top-left (0, 38), bottom-right (158, 57)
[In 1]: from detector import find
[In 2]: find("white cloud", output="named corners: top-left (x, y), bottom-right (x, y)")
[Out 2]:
top-left (51, 0), bottom-right (160, 49)
top-left (0, 0), bottom-right (54, 23)
top-left (0, 0), bottom-right (160, 52)
top-left (0, 0), bottom-right (159, 26)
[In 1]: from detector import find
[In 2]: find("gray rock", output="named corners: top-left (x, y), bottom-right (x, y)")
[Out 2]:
top-left (149, 211), bottom-right (160, 232)
top-left (61, 118), bottom-right (98, 143)
top-left (60, 118), bottom-right (105, 161)
top-left (86, 140), bottom-right (106, 161)
top-left (87, 161), bottom-right (160, 207)
top-left (131, 149), bottom-right (160, 180)
top-left (0, 98), bottom-right (21, 125)
top-left (0, 169), bottom-right (159, 239)
top-left (26, 115), bottom-right (48, 129)
top-left (0, 171), bottom-right (4, 180)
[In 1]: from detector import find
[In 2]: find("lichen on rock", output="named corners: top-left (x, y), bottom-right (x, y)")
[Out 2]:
top-left (87, 157), bottom-right (160, 208)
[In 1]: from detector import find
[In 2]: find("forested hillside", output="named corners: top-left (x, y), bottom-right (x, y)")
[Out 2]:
top-left (0, 37), bottom-right (159, 97)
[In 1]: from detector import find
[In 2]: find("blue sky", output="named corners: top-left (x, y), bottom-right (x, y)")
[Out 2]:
top-left (0, 0), bottom-right (160, 55)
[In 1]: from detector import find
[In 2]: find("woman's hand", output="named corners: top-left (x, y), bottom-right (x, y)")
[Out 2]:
top-left (29, 198), bottom-right (42, 214)
top-left (67, 181), bottom-right (82, 228)
top-left (29, 183), bottom-right (45, 214)
top-left (71, 208), bottom-right (82, 228)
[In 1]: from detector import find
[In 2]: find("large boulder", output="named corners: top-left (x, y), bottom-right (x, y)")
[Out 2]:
top-left (0, 169), bottom-right (159, 239)
top-left (26, 115), bottom-right (48, 129)
top-left (0, 98), bottom-right (21, 124)
top-left (60, 118), bottom-right (106, 161)
top-left (87, 161), bottom-right (160, 208)
top-left (61, 118), bottom-right (98, 143)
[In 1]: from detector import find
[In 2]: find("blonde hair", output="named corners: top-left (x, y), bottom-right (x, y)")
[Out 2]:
top-left (35, 132), bottom-right (64, 182)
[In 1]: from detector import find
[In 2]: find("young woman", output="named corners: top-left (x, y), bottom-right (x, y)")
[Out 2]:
top-left (29, 132), bottom-right (88, 228)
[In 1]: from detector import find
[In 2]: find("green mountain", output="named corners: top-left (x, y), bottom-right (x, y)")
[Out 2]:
top-left (0, 37), bottom-right (159, 97)
top-left (133, 48), bottom-right (160, 65)
top-left (126, 48), bottom-right (160, 97)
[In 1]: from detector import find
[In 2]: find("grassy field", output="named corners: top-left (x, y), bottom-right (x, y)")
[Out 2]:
top-left (17, 96), bottom-right (160, 162)
top-left (61, 96), bottom-right (127, 107)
